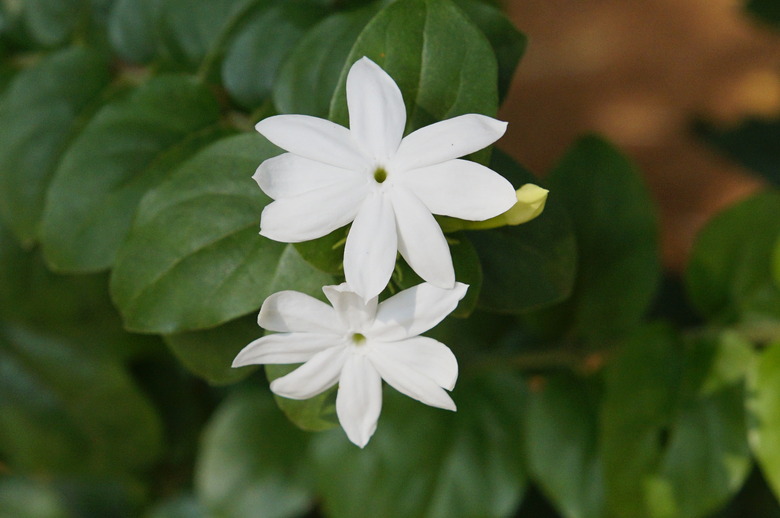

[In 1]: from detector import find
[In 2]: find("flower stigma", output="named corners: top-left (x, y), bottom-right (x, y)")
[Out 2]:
top-left (373, 167), bottom-right (388, 183)
top-left (351, 332), bottom-right (367, 345)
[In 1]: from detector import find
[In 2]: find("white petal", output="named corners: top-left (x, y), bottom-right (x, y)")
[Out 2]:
top-left (372, 337), bottom-right (458, 390)
top-left (397, 159), bottom-right (516, 220)
top-left (254, 153), bottom-right (362, 200)
top-left (260, 178), bottom-right (367, 243)
top-left (369, 345), bottom-right (456, 411)
top-left (343, 192), bottom-right (398, 301)
top-left (269, 346), bottom-right (347, 399)
top-left (336, 354), bottom-right (383, 448)
top-left (370, 282), bottom-right (468, 341)
top-left (347, 57), bottom-right (406, 163)
top-left (232, 333), bottom-right (338, 366)
top-left (258, 291), bottom-right (342, 333)
top-left (256, 114), bottom-right (368, 170)
top-left (390, 187), bottom-right (454, 289)
top-left (391, 114), bottom-right (507, 171)
top-left (322, 282), bottom-right (378, 331)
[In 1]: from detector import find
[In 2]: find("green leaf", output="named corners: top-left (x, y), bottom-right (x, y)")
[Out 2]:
top-left (524, 374), bottom-right (605, 518)
top-left (41, 74), bottom-right (223, 273)
top-left (108, 0), bottom-right (161, 64)
top-left (452, 0), bottom-right (526, 102)
top-left (329, 0), bottom-right (499, 163)
top-left (746, 0), bottom-right (780, 28)
top-left (110, 134), bottom-right (332, 334)
top-left (467, 150), bottom-right (576, 313)
top-left (0, 322), bottom-right (163, 475)
top-left (195, 388), bottom-right (314, 518)
top-left (147, 496), bottom-right (205, 518)
top-left (164, 315), bottom-right (259, 386)
top-left (273, 3), bottom-right (379, 117)
top-left (221, 0), bottom-right (326, 109)
top-left (313, 373), bottom-right (527, 518)
top-left (22, 0), bottom-right (84, 47)
top-left (0, 477), bottom-right (70, 518)
top-left (600, 326), bottom-right (752, 518)
top-left (265, 364), bottom-right (338, 432)
top-left (540, 135), bottom-right (660, 338)
top-left (0, 47), bottom-right (111, 244)
top-left (686, 191), bottom-right (780, 325)
top-left (748, 341), bottom-right (780, 502)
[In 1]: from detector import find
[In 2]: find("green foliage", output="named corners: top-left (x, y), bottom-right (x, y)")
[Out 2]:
top-left (749, 342), bottom-right (780, 501)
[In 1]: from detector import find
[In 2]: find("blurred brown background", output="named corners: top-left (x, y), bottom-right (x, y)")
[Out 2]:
top-left (497, 0), bottom-right (780, 271)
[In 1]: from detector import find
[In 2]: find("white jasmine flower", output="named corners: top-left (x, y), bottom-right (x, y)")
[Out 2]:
top-left (254, 57), bottom-right (516, 301)
top-left (232, 281), bottom-right (468, 448)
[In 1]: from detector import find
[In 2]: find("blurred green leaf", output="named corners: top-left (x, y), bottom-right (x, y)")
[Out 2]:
top-left (110, 134), bottom-right (332, 333)
top-left (164, 315), bottom-right (259, 385)
top-left (108, 0), bottom-right (161, 64)
top-left (539, 135), bottom-right (660, 338)
top-left (0, 477), bottom-right (70, 518)
top-left (330, 0), bottom-right (499, 165)
top-left (24, 0), bottom-right (84, 47)
top-left (273, 3), bottom-right (380, 117)
top-left (686, 191), bottom-right (780, 325)
top-left (0, 47), bottom-right (110, 245)
top-left (41, 74), bottom-right (224, 273)
top-left (146, 496), bottom-right (205, 518)
top-left (313, 373), bottom-right (527, 518)
top-left (748, 341), bottom-right (780, 504)
top-left (0, 322), bottom-right (163, 475)
top-left (195, 388), bottom-right (314, 518)
top-left (221, 0), bottom-right (326, 109)
top-left (601, 326), bottom-right (752, 518)
top-left (468, 150), bottom-right (576, 313)
top-left (746, 0), bottom-right (780, 27)
top-left (265, 364), bottom-right (339, 432)
top-left (524, 374), bottom-right (605, 518)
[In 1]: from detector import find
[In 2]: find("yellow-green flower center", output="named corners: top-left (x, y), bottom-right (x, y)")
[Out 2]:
top-left (373, 167), bottom-right (387, 183)
top-left (351, 333), bottom-right (367, 345)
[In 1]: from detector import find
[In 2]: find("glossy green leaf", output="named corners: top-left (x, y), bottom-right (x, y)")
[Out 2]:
top-left (195, 388), bottom-right (314, 518)
top-left (265, 364), bottom-right (338, 432)
top-left (110, 134), bottom-right (332, 334)
top-left (601, 326), bottom-right (752, 518)
top-left (273, 3), bottom-right (380, 117)
top-left (0, 47), bottom-right (110, 244)
top-left (468, 150), bottom-right (576, 313)
top-left (748, 341), bottom-right (780, 503)
top-left (542, 135), bottom-right (660, 338)
top-left (0, 322), bottom-right (163, 475)
top-left (221, 0), bottom-right (325, 109)
top-left (23, 0), bottom-right (83, 47)
top-left (686, 191), bottom-right (780, 325)
top-left (524, 374), bottom-right (605, 518)
top-left (330, 0), bottom-right (499, 163)
top-left (314, 373), bottom-right (527, 518)
top-left (108, 0), bottom-right (161, 64)
top-left (164, 315), bottom-right (259, 386)
top-left (41, 75), bottom-right (223, 273)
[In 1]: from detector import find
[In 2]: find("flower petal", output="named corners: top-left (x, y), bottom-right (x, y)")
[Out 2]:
top-left (372, 336), bottom-right (458, 390)
top-left (232, 332), bottom-right (338, 367)
top-left (336, 354), bottom-right (383, 448)
top-left (369, 345), bottom-right (456, 411)
top-left (256, 114), bottom-right (368, 170)
top-left (343, 191), bottom-right (397, 301)
top-left (390, 187), bottom-right (454, 289)
top-left (260, 178), bottom-right (367, 243)
top-left (370, 282), bottom-right (468, 341)
top-left (391, 114), bottom-right (507, 171)
top-left (322, 282), bottom-right (378, 331)
top-left (347, 57), bottom-right (406, 163)
top-left (398, 159), bottom-right (516, 220)
top-left (269, 346), bottom-right (348, 400)
top-left (258, 290), bottom-right (342, 333)
top-left (254, 153), bottom-right (363, 200)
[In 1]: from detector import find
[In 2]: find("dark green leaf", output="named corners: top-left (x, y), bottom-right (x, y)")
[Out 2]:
top-left (195, 388), bottom-right (314, 518)
top-left (0, 322), bottom-right (163, 475)
top-left (110, 134), bottom-right (332, 333)
top-left (164, 315), bottom-right (260, 385)
top-left (23, 0), bottom-right (84, 47)
top-left (746, 0), bottom-right (780, 28)
top-left (265, 364), bottom-right (338, 432)
top-left (221, 0), bottom-right (326, 109)
top-left (468, 150), bottom-right (576, 313)
top-left (748, 341), bottom-right (780, 502)
top-left (524, 374), bottom-right (605, 518)
top-left (314, 373), bottom-right (527, 518)
top-left (540, 135), bottom-right (660, 338)
top-left (0, 477), bottom-right (70, 518)
top-left (147, 496), bottom-right (205, 518)
top-left (273, 3), bottom-right (380, 117)
top-left (330, 0), bottom-right (499, 165)
top-left (108, 0), bottom-right (161, 64)
top-left (601, 326), bottom-right (752, 518)
top-left (0, 47), bottom-right (111, 244)
top-left (41, 74), bottom-right (224, 273)
top-left (293, 226), bottom-right (348, 275)
top-left (686, 191), bottom-right (780, 325)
